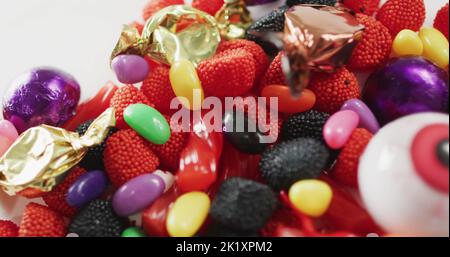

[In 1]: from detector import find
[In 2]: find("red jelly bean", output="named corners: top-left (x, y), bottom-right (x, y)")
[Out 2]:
top-left (261, 85), bottom-right (316, 113)
top-left (63, 81), bottom-right (118, 131)
top-left (142, 185), bottom-right (181, 237)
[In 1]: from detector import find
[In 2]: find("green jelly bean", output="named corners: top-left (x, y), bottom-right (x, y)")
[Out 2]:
top-left (124, 103), bottom-right (171, 145)
top-left (122, 227), bottom-right (146, 237)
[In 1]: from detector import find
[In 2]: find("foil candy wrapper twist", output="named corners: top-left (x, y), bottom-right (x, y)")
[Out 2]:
top-left (111, 5), bottom-right (221, 66)
top-left (0, 108), bottom-right (116, 195)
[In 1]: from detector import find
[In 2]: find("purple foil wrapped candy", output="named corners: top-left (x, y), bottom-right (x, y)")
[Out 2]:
top-left (363, 57), bottom-right (449, 126)
top-left (245, 0), bottom-right (278, 5)
top-left (2, 67), bottom-right (80, 133)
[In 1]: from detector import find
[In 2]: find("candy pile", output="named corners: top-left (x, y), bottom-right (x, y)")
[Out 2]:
top-left (0, 0), bottom-right (449, 237)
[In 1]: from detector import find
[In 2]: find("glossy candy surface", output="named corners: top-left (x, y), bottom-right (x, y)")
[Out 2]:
top-left (392, 29), bottom-right (423, 56)
top-left (341, 99), bottom-right (380, 134)
top-left (169, 59), bottom-right (204, 110)
top-left (124, 104), bottom-right (170, 145)
top-left (323, 110), bottom-right (359, 149)
top-left (166, 192), bottom-right (210, 237)
top-left (261, 85), bottom-right (316, 113)
top-left (66, 170), bottom-right (108, 207)
top-left (419, 28), bottom-right (449, 68)
top-left (122, 227), bottom-right (146, 237)
top-left (112, 55), bottom-right (150, 84)
top-left (289, 179), bottom-right (333, 218)
top-left (112, 174), bottom-right (165, 217)
top-left (2, 68), bottom-right (80, 133)
top-left (364, 57), bottom-right (449, 125)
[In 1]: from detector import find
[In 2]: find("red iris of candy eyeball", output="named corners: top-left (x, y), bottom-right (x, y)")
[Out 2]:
top-left (411, 124), bottom-right (449, 194)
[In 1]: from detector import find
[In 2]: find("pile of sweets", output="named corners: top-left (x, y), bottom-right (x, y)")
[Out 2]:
top-left (0, 0), bottom-right (449, 237)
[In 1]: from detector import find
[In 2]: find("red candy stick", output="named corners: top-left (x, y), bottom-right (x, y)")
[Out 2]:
top-left (63, 81), bottom-right (118, 131)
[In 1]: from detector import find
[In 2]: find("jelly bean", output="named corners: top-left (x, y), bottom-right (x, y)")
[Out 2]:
top-left (193, 116), bottom-right (224, 160)
top-left (166, 192), bottom-right (210, 237)
top-left (419, 28), bottom-right (450, 69)
top-left (169, 59), bottom-right (204, 110)
top-left (153, 170), bottom-right (174, 193)
top-left (323, 110), bottom-right (359, 149)
top-left (261, 85), bottom-right (316, 113)
top-left (392, 29), bottom-right (423, 57)
top-left (288, 179), bottom-right (333, 218)
top-left (124, 104), bottom-right (170, 145)
top-left (112, 174), bottom-right (165, 217)
top-left (142, 185), bottom-right (181, 237)
top-left (112, 54), bottom-right (150, 84)
top-left (66, 170), bottom-right (108, 207)
top-left (122, 227), bottom-right (146, 237)
top-left (223, 111), bottom-right (268, 154)
top-left (176, 134), bottom-right (218, 192)
top-left (341, 99), bottom-right (380, 134)
top-left (63, 81), bottom-right (118, 131)
top-left (0, 120), bottom-right (19, 156)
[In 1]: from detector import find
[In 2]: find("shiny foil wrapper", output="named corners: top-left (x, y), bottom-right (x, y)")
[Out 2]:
top-left (282, 5), bottom-right (364, 96)
top-left (0, 108), bottom-right (116, 195)
top-left (111, 5), bottom-right (221, 66)
top-left (215, 0), bottom-right (253, 40)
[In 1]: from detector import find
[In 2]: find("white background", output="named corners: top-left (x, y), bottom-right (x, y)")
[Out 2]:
top-left (0, 0), bottom-right (447, 222)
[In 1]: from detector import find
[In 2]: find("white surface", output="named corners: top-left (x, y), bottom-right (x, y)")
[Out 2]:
top-left (0, 0), bottom-right (447, 222)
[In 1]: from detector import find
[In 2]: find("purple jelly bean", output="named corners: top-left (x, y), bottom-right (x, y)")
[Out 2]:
top-left (66, 170), bottom-right (108, 207)
top-left (341, 99), bottom-right (381, 134)
top-left (112, 174), bottom-right (165, 217)
top-left (112, 54), bottom-right (150, 84)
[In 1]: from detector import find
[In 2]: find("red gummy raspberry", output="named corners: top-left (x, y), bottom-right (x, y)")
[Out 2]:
top-left (18, 203), bottom-right (67, 237)
top-left (110, 85), bottom-right (153, 129)
top-left (192, 0), bottom-right (224, 16)
top-left (376, 0), bottom-right (425, 37)
top-left (348, 14), bottom-right (392, 70)
top-left (259, 52), bottom-right (287, 92)
top-left (308, 68), bottom-right (360, 114)
top-left (197, 48), bottom-right (256, 97)
top-left (434, 3), bottom-right (449, 40)
top-left (0, 220), bottom-right (19, 237)
top-left (42, 166), bottom-right (86, 218)
top-left (104, 129), bottom-right (160, 187)
top-left (342, 0), bottom-right (381, 16)
top-left (332, 128), bottom-right (373, 187)
top-left (217, 39), bottom-right (269, 85)
top-left (141, 66), bottom-right (176, 114)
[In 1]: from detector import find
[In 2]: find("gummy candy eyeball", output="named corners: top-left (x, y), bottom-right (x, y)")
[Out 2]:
top-left (359, 113), bottom-right (449, 236)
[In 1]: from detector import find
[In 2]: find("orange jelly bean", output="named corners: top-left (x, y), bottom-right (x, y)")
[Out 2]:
top-left (261, 85), bottom-right (316, 113)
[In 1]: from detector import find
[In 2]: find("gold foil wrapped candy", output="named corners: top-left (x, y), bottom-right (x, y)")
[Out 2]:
top-left (111, 5), bottom-right (221, 66)
top-left (0, 108), bottom-right (116, 195)
top-left (215, 0), bottom-right (253, 40)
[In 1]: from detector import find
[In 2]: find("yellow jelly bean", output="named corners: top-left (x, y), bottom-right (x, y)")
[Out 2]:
top-left (166, 192), bottom-right (210, 237)
top-left (288, 180), bottom-right (333, 218)
top-left (419, 28), bottom-right (449, 69)
top-left (169, 59), bottom-right (204, 110)
top-left (392, 29), bottom-right (423, 56)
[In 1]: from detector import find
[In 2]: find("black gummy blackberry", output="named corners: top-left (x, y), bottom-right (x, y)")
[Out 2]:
top-left (210, 178), bottom-right (278, 232)
top-left (204, 223), bottom-right (260, 237)
top-left (246, 6), bottom-right (289, 55)
top-left (281, 110), bottom-right (330, 141)
top-left (260, 138), bottom-right (330, 190)
top-left (286, 0), bottom-right (337, 7)
top-left (76, 120), bottom-right (117, 170)
top-left (69, 200), bottom-right (127, 237)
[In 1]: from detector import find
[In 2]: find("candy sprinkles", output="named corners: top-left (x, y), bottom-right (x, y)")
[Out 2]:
top-left (0, 0), bottom-right (449, 238)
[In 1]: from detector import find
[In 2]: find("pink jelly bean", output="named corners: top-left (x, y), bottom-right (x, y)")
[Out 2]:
top-left (341, 99), bottom-right (380, 134)
top-left (0, 120), bottom-right (19, 156)
top-left (323, 110), bottom-right (359, 149)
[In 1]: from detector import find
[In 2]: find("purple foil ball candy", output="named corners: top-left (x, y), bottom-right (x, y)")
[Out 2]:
top-left (112, 173), bottom-right (165, 217)
top-left (341, 99), bottom-right (380, 134)
top-left (245, 0), bottom-right (279, 6)
top-left (111, 54), bottom-right (150, 84)
top-left (66, 170), bottom-right (108, 208)
top-left (363, 57), bottom-right (449, 126)
top-left (2, 67), bottom-right (80, 133)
